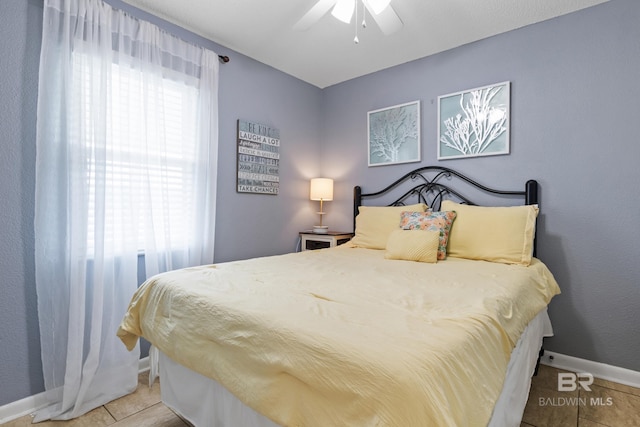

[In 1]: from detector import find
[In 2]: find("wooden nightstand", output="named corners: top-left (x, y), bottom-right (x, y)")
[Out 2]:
top-left (299, 231), bottom-right (354, 251)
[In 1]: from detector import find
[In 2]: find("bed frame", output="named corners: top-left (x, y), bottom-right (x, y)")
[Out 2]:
top-left (354, 165), bottom-right (538, 255)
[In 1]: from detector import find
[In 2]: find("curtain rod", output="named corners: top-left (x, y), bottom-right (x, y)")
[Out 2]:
top-left (218, 55), bottom-right (230, 63)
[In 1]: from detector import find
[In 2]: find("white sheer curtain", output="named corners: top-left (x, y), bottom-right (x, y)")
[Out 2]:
top-left (34, 0), bottom-right (218, 420)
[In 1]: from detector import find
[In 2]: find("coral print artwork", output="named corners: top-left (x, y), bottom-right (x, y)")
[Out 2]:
top-left (368, 101), bottom-right (421, 167)
top-left (438, 82), bottom-right (510, 160)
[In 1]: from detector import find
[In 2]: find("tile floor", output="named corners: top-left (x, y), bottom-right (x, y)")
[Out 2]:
top-left (1, 372), bottom-right (187, 427)
top-left (3, 365), bottom-right (639, 426)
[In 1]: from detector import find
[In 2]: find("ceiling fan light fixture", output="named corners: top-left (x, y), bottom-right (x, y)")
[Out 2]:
top-left (331, 0), bottom-right (355, 23)
top-left (294, 0), bottom-right (403, 41)
top-left (365, 0), bottom-right (391, 15)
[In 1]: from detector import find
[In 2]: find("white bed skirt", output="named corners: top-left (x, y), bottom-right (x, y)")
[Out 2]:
top-left (488, 308), bottom-right (553, 427)
top-left (155, 309), bottom-right (553, 427)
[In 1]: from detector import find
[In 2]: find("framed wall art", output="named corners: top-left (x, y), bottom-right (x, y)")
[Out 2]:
top-left (437, 81), bottom-right (510, 160)
top-left (368, 100), bottom-right (421, 167)
top-left (236, 119), bottom-right (280, 195)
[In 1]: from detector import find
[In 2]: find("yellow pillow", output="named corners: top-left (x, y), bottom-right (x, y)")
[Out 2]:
top-left (350, 203), bottom-right (428, 250)
top-left (441, 200), bottom-right (539, 266)
top-left (385, 229), bottom-right (440, 263)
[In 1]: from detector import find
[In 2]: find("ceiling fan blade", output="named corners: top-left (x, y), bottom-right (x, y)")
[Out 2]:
top-left (365, 0), bottom-right (391, 15)
top-left (331, 0), bottom-right (355, 24)
top-left (363, 2), bottom-right (403, 35)
top-left (293, 0), bottom-right (338, 31)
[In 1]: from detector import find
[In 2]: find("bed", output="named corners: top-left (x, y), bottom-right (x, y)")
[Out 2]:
top-left (118, 166), bottom-right (560, 427)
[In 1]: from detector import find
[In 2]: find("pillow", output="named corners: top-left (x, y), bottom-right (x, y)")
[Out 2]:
top-left (384, 229), bottom-right (440, 263)
top-left (441, 200), bottom-right (539, 266)
top-left (399, 211), bottom-right (457, 260)
top-left (350, 203), bottom-right (428, 250)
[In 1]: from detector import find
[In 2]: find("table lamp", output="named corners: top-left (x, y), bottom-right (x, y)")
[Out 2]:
top-left (310, 178), bottom-right (333, 234)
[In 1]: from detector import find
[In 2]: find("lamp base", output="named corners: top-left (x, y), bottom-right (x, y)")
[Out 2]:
top-left (312, 226), bottom-right (329, 234)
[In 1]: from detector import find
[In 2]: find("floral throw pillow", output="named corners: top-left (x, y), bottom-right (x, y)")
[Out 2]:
top-left (399, 211), bottom-right (457, 260)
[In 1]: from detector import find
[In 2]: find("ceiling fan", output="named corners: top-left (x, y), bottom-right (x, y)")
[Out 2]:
top-left (294, 0), bottom-right (403, 40)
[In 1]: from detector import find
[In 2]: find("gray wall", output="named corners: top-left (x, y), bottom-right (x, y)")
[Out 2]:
top-left (0, 0), bottom-right (322, 406)
top-left (1, 0), bottom-right (638, 410)
top-left (0, 0), bottom-right (43, 404)
top-left (321, 0), bottom-right (640, 372)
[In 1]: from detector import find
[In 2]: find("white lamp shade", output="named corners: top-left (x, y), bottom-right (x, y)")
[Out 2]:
top-left (310, 178), bottom-right (334, 201)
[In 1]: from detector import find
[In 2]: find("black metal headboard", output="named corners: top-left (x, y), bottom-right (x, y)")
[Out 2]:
top-left (353, 166), bottom-right (539, 255)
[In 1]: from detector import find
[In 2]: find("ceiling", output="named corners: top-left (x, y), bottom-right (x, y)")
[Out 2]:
top-left (122, 0), bottom-right (609, 89)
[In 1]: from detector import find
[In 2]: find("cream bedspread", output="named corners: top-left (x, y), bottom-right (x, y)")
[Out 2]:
top-left (118, 245), bottom-right (560, 427)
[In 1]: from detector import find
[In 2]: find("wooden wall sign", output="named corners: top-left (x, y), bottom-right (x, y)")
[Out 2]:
top-left (236, 120), bottom-right (280, 195)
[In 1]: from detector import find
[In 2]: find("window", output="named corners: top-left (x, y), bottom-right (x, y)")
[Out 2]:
top-left (73, 53), bottom-right (201, 255)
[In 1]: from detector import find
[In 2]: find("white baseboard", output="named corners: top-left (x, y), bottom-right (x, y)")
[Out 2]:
top-left (541, 351), bottom-right (640, 389)
top-left (0, 357), bottom-right (150, 425)
top-left (138, 355), bottom-right (150, 373)
top-left (0, 389), bottom-right (53, 425)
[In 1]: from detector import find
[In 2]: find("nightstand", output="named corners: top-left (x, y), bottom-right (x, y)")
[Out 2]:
top-left (299, 231), bottom-right (354, 251)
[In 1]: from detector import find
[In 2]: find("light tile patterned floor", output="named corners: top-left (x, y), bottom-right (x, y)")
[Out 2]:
top-left (2, 372), bottom-right (188, 427)
top-left (3, 365), bottom-right (639, 426)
